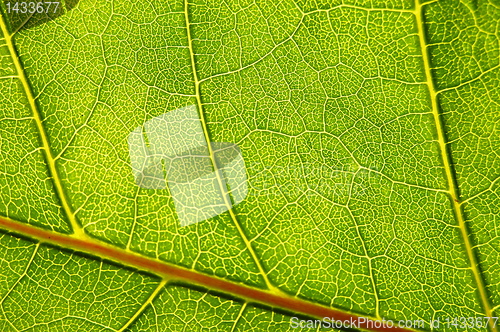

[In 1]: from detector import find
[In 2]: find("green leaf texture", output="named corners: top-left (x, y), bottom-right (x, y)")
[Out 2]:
top-left (0, 0), bottom-right (498, 330)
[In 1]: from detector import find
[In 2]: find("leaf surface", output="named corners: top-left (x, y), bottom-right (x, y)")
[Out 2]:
top-left (0, 0), bottom-right (499, 331)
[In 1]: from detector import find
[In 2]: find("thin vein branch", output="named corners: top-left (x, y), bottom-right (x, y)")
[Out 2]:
top-left (229, 302), bottom-right (247, 332)
top-left (437, 64), bottom-right (500, 94)
top-left (116, 279), bottom-right (168, 332)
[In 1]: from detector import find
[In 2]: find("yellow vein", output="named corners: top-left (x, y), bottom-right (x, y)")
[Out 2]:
top-left (229, 302), bottom-right (247, 332)
top-left (413, 2), bottom-right (496, 330)
top-left (344, 204), bottom-right (381, 319)
top-left (437, 63), bottom-right (500, 94)
top-left (0, 12), bottom-right (84, 237)
top-left (461, 176), bottom-right (500, 205)
top-left (183, 0), bottom-right (276, 292)
top-left (116, 279), bottom-right (168, 332)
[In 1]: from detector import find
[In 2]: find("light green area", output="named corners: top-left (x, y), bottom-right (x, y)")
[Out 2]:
top-left (0, 0), bottom-right (498, 330)
top-left (7, 0), bottom-right (265, 286)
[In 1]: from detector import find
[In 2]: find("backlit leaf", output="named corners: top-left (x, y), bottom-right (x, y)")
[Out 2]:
top-left (0, 0), bottom-right (498, 331)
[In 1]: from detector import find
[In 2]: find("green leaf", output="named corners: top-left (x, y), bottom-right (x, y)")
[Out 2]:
top-left (0, 0), bottom-right (498, 331)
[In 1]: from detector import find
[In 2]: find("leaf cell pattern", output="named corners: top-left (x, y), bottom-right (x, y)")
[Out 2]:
top-left (0, 0), bottom-right (498, 331)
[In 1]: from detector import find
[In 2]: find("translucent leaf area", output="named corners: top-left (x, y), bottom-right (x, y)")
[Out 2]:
top-left (0, 0), bottom-right (498, 331)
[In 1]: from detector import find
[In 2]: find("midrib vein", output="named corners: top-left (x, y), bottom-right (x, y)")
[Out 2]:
top-left (414, 2), bottom-right (495, 330)
top-left (0, 12), bottom-right (84, 237)
top-left (182, 0), bottom-right (276, 292)
top-left (0, 215), bottom-right (411, 332)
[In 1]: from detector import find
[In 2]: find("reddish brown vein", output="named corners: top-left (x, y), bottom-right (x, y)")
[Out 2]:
top-left (0, 216), bottom-right (411, 332)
